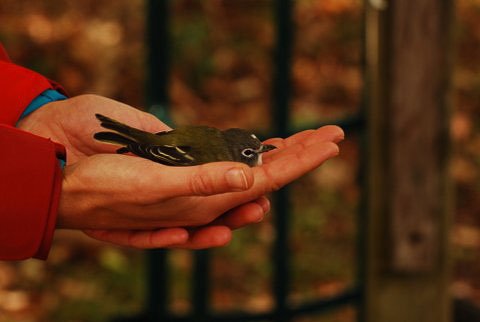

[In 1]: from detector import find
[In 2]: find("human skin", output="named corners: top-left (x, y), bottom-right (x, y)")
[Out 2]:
top-left (17, 94), bottom-right (344, 249)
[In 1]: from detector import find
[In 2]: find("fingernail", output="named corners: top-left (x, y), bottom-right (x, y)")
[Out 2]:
top-left (330, 143), bottom-right (340, 155)
top-left (257, 197), bottom-right (270, 213)
top-left (255, 207), bottom-right (265, 223)
top-left (336, 131), bottom-right (345, 142)
top-left (225, 168), bottom-right (248, 191)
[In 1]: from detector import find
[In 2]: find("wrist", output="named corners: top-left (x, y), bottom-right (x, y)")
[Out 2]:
top-left (16, 90), bottom-right (68, 131)
top-left (16, 98), bottom-right (69, 169)
top-left (18, 89), bottom-right (67, 122)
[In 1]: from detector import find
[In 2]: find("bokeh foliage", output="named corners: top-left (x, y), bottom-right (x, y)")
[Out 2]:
top-left (0, 0), bottom-right (478, 321)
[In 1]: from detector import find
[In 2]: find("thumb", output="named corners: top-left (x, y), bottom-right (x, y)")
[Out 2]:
top-left (160, 162), bottom-right (254, 197)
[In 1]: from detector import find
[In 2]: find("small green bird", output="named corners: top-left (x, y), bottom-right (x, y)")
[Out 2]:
top-left (93, 114), bottom-right (276, 167)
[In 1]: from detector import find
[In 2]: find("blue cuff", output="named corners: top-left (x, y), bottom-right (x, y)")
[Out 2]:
top-left (20, 89), bottom-right (68, 169)
top-left (19, 89), bottom-right (67, 120)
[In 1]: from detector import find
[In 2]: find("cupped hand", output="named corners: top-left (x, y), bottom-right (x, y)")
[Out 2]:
top-left (17, 94), bottom-right (275, 248)
top-left (17, 94), bottom-right (344, 249)
top-left (60, 124), bottom-right (343, 248)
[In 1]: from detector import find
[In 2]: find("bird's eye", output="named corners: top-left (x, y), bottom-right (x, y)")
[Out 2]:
top-left (242, 148), bottom-right (255, 158)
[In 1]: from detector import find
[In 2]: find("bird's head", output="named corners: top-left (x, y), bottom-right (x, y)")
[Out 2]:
top-left (222, 128), bottom-right (276, 167)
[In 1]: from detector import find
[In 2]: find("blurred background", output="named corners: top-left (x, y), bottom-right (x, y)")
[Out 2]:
top-left (0, 0), bottom-right (477, 321)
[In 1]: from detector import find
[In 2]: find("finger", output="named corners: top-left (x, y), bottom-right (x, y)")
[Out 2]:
top-left (197, 140), bottom-right (340, 218)
top-left (264, 125), bottom-right (344, 148)
top-left (170, 226), bottom-right (232, 249)
top-left (263, 126), bottom-right (344, 160)
top-left (215, 141), bottom-right (337, 207)
top-left (258, 141), bottom-right (339, 191)
top-left (156, 162), bottom-right (255, 197)
top-left (211, 196), bottom-right (270, 229)
top-left (264, 128), bottom-right (341, 163)
top-left (321, 125), bottom-right (345, 143)
top-left (83, 228), bottom-right (189, 249)
top-left (263, 130), bottom-right (315, 150)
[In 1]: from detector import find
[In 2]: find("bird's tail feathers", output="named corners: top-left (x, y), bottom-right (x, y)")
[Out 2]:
top-left (95, 114), bottom-right (149, 141)
top-left (93, 131), bottom-right (137, 149)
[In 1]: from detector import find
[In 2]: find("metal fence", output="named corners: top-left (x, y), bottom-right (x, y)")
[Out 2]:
top-left (116, 0), bottom-right (366, 321)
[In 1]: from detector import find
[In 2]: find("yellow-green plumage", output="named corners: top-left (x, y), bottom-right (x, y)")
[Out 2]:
top-left (148, 126), bottom-right (234, 165)
top-left (93, 114), bottom-right (276, 167)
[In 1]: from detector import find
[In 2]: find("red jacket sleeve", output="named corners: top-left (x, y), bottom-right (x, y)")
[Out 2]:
top-left (0, 44), bottom-right (66, 260)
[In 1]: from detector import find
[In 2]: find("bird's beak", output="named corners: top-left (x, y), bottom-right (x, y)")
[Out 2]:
top-left (260, 144), bottom-right (277, 153)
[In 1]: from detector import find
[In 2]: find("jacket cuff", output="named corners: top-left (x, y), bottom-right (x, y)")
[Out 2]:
top-left (0, 61), bottom-right (66, 125)
top-left (0, 125), bottom-right (65, 260)
top-left (35, 141), bottom-right (66, 260)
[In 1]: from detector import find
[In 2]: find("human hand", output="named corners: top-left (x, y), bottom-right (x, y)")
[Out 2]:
top-left (17, 94), bottom-right (343, 249)
top-left (17, 94), bottom-right (275, 248)
top-left (16, 94), bottom-right (169, 164)
top-left (60, 124), bottom-right (343, 248)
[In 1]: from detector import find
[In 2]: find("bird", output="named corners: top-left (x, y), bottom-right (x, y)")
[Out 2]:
top-left (93, 114), bottom-right (276, 167)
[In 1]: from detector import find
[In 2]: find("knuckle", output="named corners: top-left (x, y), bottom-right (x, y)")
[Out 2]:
top-left (270, 181), bottom-right (281, 192)
top-left (190, 167), bottom-right (215, 196)
top-left (262, 166), bottom-right (281, 192)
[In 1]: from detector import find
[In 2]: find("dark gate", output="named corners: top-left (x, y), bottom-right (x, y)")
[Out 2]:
top-left (117, 0), bottom-right (366, 321)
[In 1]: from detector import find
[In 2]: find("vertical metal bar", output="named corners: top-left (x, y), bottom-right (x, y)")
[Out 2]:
top-left (146, 0), bottom-right (171, 320)
top-left (272, 0), bottom-right (292, 134)
top-left (192, 250), bottom-right (211, 321)
top-left (147, 0), bottom-right (172, 123)
top-left (272, 0), bottom-right (293, 321)
top-left (355, 2), bottom-right (369, 321)
top-left (356, 131), bottom-right (368, 322)
top-left (146, 249), bottom-right (169, 321)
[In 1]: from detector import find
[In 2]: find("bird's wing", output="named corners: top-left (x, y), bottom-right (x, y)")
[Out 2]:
top-left (130, 144), bottom-right (195, 166)
top-left (95, 115), bottom-right (199, 166)
top-left (96, 113), bottom-right (166, 141)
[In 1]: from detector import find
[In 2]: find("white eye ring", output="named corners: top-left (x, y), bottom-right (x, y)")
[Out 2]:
top-left (242, 148), bottom-right (255, 158)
